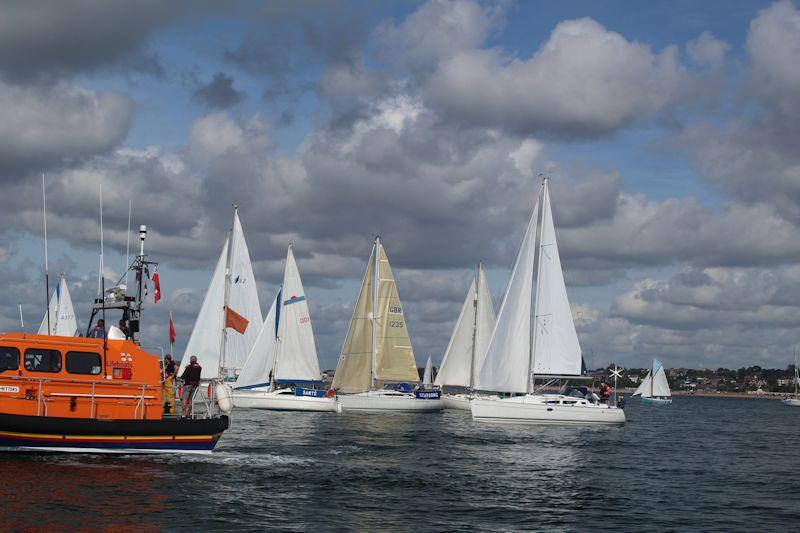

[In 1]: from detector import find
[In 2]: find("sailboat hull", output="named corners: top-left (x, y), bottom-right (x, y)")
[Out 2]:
top-left (336, 390), bottom-right (443, 413)
top-left (442, 394), bottom-right (472, 410)
top-left (782, 398), bottom-right (800, 407)
top-left (641, 396), bottom-right (672, 405)
top-left (232, 389), bottom-right (336, 412)
top-left (471, 395), bottom-right (625, 425)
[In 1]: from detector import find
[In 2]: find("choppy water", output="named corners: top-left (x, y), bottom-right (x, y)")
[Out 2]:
top-left (2, 396), bottom-right (799, 531)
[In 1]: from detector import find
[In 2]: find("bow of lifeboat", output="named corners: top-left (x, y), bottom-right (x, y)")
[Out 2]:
top-left (0, 333), bottom-right (228, 454)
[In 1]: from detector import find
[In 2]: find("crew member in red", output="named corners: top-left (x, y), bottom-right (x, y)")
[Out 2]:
top-left (599, 382), bottom-right (612, 404)
top-left (180, 355), bottom-right (202, 417)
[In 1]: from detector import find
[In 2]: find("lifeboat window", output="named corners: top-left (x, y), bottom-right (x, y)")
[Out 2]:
top-left (0, 347), bottom-right (19, 372)
top-left (24, 348), bottom-right (62, 373)
top-left (66, 351), bottom-right (102, 375)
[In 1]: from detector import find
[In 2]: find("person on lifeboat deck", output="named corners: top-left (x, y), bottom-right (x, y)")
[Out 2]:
top-left (162, 354), bottom-right (177, 414)
top-left (180, 355), bottom-right (202, 418)
top-left (88, 319), bottom-right (107, 339)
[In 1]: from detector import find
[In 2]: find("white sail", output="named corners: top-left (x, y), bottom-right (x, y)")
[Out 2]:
top-left (633, 360), bottom-right (671, 398)
top-left (181, 211), bottom-right (263, 379)
top-left (651, 364), bottom-right (671, 398)
top-left (633, 372), bottom-right (652, 396)
top-left (181, 238), bottom-right (227, 379)
top-left (39, 286), bottom-right (59, 335)
top-left (38, 275), bottom-right (78, 336)
top-left (476, 196), bottom-right (539, 393)
top-left (532, 182), bottom-right (582, 376)
top-left (423, 355), bottom-right (433, 386)
top-left (225, 213), bottom-right (263, 371)
top-left (273, 245), bottom-right (321, 383)
top-left (435, 265), bottom-right (496, 388)
top-left (235, 290), bottom-right (279, 389)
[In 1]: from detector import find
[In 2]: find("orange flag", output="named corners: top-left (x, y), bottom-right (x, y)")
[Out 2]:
top-left (225, 306), bottom-right (249, 334)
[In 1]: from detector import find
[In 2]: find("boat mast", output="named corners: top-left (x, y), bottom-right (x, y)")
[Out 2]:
top-left (270, 244), bottom-right (291, 391)
top-left (218, 205), bottom-right (237, 379)
top-left (371, 236), bottom-right (380, 391)
top-left (795, 351), bottom-right (798, 400)
top-left (42, 174), bottom-right (51, 335)
top-left (528, 177), bottom-right (547, 395)
top-left (651, 360), bottom-right (654, 398)
top-left (469, 262), bottom-right (481, 391)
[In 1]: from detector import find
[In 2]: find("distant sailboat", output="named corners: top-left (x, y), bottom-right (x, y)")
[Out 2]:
top-left (633, 359), bottom-right (672, 405)
top-left (333, 237), bottom-right (443, 412)
top-left (422, 355), bottom-right (434, 388)
top-left (435, 262), bottom-right (495, 410)
top-left (38, 274), bottom-right (78, 337)
top-left (783, 353), bottom-right (800, 407)
top-left (180, 207), bottom-right (262, 380)
top-left (471, 177), bottom-right (625, 425)
top-left (233, 244), bottom-right (334, 411)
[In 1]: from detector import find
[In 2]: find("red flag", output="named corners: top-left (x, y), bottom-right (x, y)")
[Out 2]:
top-left (152, 269), bottom-right (161, 303)
top-left (169, 312), bottom-right (176, 345)
top-left (225, 306), bottom-right (249, 334)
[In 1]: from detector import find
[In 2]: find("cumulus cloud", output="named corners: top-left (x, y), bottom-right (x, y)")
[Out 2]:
top-left (424, 17), bottom-right (688, 138)
top-left (686, 31), bottom-right (729, 69)
top-left (0, 0), bottom-right (212, 82)
top-left (0, 80), bottom-right (133, 178)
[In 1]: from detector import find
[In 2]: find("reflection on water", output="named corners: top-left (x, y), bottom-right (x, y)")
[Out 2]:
top-left (1, 397), bottom-right (799, 530)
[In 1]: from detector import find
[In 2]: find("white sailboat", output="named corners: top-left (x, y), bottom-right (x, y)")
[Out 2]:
top-left (783, 353), bottom-right (800, 406)
top-left (333, 237), bottom-right (443, 412)
top-left (180, 207), bottom-right (262, 380)
top-left (233, 245), bottom-right (335, 411)
top-left (38, 274), bottom-right (78, 337)
top-left (471, 177), bottom-right (625, 425)
top-left (435, 262), bottom-right (496, 410)
top-left (633, 359), bottom-right (672, 405)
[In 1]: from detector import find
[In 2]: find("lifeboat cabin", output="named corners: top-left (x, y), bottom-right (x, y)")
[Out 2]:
top-left (0, 333), bottom-right (229, 454)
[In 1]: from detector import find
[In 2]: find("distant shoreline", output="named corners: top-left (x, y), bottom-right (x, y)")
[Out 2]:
top-left (617, 389), bottom-right (787, 400)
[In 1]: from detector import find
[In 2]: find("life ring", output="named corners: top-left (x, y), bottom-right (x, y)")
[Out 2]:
top-left (325, 389), bottom-right (336, 399)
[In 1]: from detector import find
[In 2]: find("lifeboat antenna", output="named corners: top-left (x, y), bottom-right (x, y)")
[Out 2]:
top-left (18, 303), bottom-right (24, 331)
top-left (125, 200), bottom-right (132, 288)
top-left (41, 173), bottom-right (50, 335)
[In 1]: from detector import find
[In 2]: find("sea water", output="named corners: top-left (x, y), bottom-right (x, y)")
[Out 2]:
top-left (1, 396), bottom-right (798, 531)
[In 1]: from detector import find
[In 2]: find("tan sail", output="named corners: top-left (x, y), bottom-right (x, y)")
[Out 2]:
top-left (332, 247), bottom-right (376, 393)
top-left (374, 244), bottom-right (419, 385)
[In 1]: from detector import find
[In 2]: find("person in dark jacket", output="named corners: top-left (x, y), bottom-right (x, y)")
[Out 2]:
top-left (180, 355), bottom-right (202, 417)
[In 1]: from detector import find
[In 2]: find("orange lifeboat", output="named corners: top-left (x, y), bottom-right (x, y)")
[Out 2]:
top-left (0, 227), bottom-right (229, 453)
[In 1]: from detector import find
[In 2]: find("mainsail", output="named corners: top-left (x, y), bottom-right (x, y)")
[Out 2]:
top-left (38, 274), bottom-right (78, 336)
top-left (476, 177), bottom-right (582, 394)
top-left (333, 239), bottom-right (419, 393)
top-left (181, 210), bottom-right (262, 379)
top-left (634, 359), bottom-right (671, 398)
top-left (435, 263), bottom-right (496, 388)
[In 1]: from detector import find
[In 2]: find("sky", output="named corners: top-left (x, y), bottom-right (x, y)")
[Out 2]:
top-left (2, 0), bottom-right (800, 371)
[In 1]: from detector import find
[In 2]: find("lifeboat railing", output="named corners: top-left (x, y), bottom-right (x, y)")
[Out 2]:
top-left (4, 375), bottom-right (158, 419)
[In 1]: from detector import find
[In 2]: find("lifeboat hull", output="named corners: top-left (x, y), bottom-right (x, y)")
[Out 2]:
top-left (0, 413), bottom-right (229, 454)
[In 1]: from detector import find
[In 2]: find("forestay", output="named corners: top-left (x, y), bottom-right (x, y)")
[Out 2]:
top-left (476, 196), bottom-right (539, 394)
